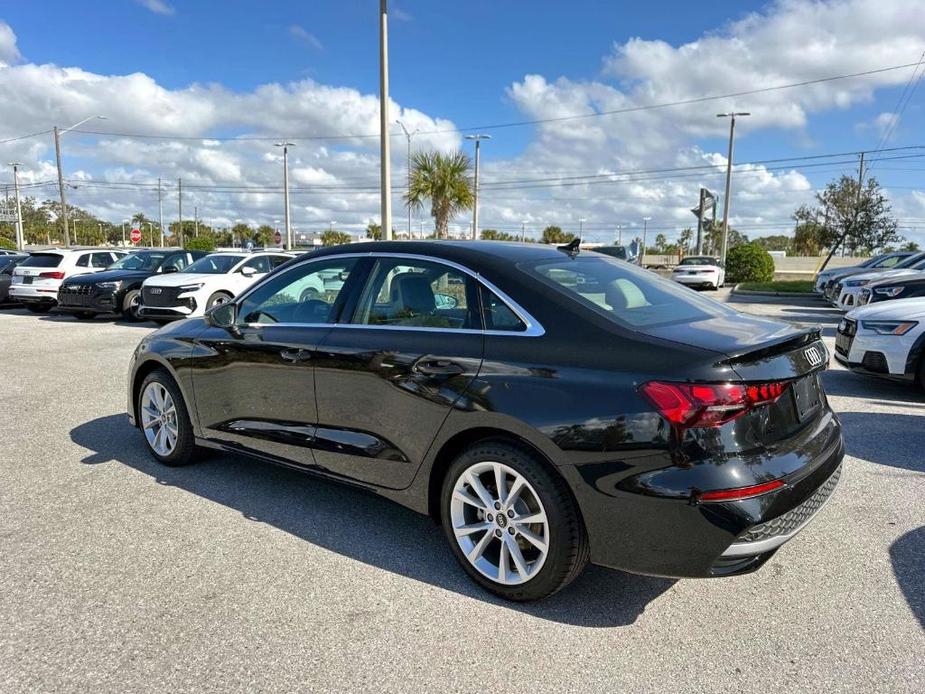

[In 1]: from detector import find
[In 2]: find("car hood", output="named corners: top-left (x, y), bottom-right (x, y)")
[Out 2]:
top-left (847, 297), bottom-right (925, 321)
top-left (845, 268), bottom-right (918, 284)
top-left (143, 272), bottom-right (219, 287)
top-left (642, 311), bottom-right (807, 359)
top-left (868, 270), bottom-right (925, 288)
top-left (819, 265), bottom-right (868, 280)
top-left (63, 269), bottom-right (152, 286)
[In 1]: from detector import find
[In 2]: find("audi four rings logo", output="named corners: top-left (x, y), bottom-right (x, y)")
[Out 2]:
top-left (804, 345), bottom-right (824, 367)
top-left (150, 288), bottom-right (162, 294)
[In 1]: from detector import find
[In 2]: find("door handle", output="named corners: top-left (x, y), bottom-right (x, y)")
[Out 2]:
top-left (413, 359), bottom-right (465, 376)
top-left (280, 348), bottom-right (311, 363)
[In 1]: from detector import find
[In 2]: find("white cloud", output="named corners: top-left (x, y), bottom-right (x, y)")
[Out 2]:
top-left (0, 21), bottom-right (21, 65)
top-left (289, 25), bottom-right (323, 51)
top-left (135, 0), bottom-right (175, 16)
top-left (391, 6), bottom-right (413, 22)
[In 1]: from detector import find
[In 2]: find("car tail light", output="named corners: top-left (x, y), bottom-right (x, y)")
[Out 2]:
top-left (698, 479), bottom-right (785, 502)
top-left (39, 271), bottom-right (65, 280)
top-left (639, 380), bottom-right (790, 428)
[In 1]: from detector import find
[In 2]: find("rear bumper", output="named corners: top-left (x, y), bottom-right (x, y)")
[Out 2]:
top-left (9, 285), bottom-right (59, 303)
top-left (564, 412), bottom-right (845, 578)
top-left (673, 274), bottom-right (718, 287)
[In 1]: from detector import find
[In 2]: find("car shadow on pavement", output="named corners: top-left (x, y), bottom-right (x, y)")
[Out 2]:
top-left (70, 414), bottom-right (675, 628)
top-left (820, 369), bottom-right (923, 403)
top-left (889, 526), bottom-right (925, 631)
top-left (33, 313), bottom-right (157, 328)
top-left (836, 412), bottom-right (925, 473)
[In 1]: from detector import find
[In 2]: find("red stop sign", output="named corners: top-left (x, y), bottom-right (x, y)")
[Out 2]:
top-left (130, 228), bottom-right (142, 244)
top-left (274, 230), bottom-right (282, 246)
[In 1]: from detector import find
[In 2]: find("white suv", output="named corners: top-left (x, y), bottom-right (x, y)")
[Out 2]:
top-left (138, 251), bottom-right (293, 322)
top-left (9, 249), bottom-right (127, 313)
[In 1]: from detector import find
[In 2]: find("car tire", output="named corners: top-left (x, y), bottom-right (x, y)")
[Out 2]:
top-left (25, 304), bottom-right (51, 313)
top-left (206, 291), bottom-right (233, 310)
top-left (917, 356), bottom-right (925, 392)
top-left (440, 441), bottom-right (589, 601)
top-left (137, 369), bottom-right (197, 466)
top-left (121, 289), bottom-right (142, 321)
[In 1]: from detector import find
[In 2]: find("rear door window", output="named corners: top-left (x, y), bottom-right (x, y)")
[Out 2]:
top-left (481, 288), bottom-right (526, 332)
top-left (241, 256), bottom-right (271, 274)
top-left (76, 254), bottom-right (91, 267)
top-left (91, 252), bottom-right (114, 268)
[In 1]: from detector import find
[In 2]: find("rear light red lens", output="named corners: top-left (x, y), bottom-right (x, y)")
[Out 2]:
top-left (640, 380), bottom-right (791, 428)
top-left (39, 271), bottom-right (65, 280)
top-left (699, 479), bottom-right (785, 502)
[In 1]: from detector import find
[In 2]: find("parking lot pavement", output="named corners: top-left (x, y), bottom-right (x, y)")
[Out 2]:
top-left (1, 303), bottom-right (923, 694)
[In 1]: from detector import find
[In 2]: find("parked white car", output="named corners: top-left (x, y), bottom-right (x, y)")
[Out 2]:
top-left (9, 248), bottom-right (127, 313)
top-left (834, 297), bottom-right (925, 388)
top-left (138, 251), bottom-right (293, 322)
top-left (670, 255), bottom-right (725, 290)
top-left (832, 253), bottom-right (925, 310)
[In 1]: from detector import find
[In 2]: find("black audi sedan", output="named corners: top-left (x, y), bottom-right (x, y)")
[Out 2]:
top-left (58, 249), bottom-right (207, 320)
top-left (126, 241), bottom-right (843, 601)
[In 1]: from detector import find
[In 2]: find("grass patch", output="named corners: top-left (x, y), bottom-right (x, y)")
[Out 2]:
top-left (737, 280), bottom-right (815, 293)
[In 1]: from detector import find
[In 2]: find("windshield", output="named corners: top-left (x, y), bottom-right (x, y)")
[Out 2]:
top-left (679, 257), bottom-right (719, 266)
top-left (521, 255), bottom-right (736, 329)
top-left (21, 253), bottom-right (63, 268)
top-left (108, 252), bottom-right (168, 271)
top-left (183, 254), bottom-right (241, 274)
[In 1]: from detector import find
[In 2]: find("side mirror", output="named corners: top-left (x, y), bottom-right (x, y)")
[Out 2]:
top-left (204, 302), bottom-right (237, 332)
top-left (241, 266), bottom-right (257, 277)
top-left (162, 266), bottom-right (179, 274)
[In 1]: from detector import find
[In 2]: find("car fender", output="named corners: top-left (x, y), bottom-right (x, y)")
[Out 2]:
top-left (129, 334), bottom-right (202, 434)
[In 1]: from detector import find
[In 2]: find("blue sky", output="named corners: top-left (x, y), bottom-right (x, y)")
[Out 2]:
top-left (1, 0), bottom-right (924, 241)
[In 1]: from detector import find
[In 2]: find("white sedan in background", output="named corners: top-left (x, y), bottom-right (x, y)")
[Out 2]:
top-left (138, 251), bottom-right (293, 322)
top-left (670, 255), bottom-right (726, 291)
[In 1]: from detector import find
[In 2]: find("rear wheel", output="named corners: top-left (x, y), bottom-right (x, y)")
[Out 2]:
top-left (917, 356), bottom-right (925, 392)
top-left (206, 291), bottom-right (233, 310)
top-left (440, 441), bottom-right (589, 601)
top-left (121, 289), bottom-right (142, 321)
top-left (137, 369), bottom-right (197, 466)
top-left (25, 304), bottom-right (51, 313)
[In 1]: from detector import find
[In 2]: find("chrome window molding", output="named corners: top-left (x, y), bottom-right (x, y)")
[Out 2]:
top-left (236, 251), bottom-right (545, 337)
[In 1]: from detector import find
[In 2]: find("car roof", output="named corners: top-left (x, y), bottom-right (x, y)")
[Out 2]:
top-left (302, 240), bottom-right (572, 266)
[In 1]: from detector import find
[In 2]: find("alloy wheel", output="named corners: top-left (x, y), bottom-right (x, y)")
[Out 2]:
top-left (140, 381), bottom-right (179, 456)
top-left (450, 461), bottom-right (550, 586)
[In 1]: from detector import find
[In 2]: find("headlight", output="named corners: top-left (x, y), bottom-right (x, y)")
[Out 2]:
top-left (873, 286), bottom-right (905, 297)
top-left (97, 281), bottom-right (122, 290)
top-left (177, 283), bottom-right (204, 292)
top-left (845, 279), bottom-right (871, 287)
top-left (861, 320), bottom-right (918, 335)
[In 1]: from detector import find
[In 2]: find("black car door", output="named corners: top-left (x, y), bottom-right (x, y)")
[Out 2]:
top-left (189, 256), bottom-right (366, 467)
top-left (312, 255), bottom-right (485, 489)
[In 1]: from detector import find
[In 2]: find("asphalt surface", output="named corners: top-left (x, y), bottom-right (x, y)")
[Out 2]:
top-left (1, 293), bottom-right (922, 693)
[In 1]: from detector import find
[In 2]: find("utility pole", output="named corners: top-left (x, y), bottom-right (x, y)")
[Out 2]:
top-left (819, 152), bottom-right (865, 274)
top-left (9, 163), bottom-right (24, 251)
top-left (379, 0), bottom-right (393, 240)
top-left (695, 187), bottom-right (706, 255)
top-left (616, 225), bottom-right (624, 245)
top-left (578, 217), bottom-right (586, 240)
top-left (157, 177), bottom-right (164, 247)
top-left (641, 217), bottom-right (651, 266)
top-left (717, 112), bottom-right (750, 264)
top-left (177, 178), bottom-right (183, 248)
top-left (194, 206), bottom-right (199, 237)
top-left (418, 219), bottom-right (424, 239)
top-left (521, 220), bottom-right (528, 243)
top-left (121, 221), bottom-right (126, 246)
top-left (465, 134), bottom-right (491, 240)
top-left (396, 120), bottom-right (417, 239)
top-left (275, 142), bottom-right (294, 250)
top-left (54, 127), bottom-right (69, 246)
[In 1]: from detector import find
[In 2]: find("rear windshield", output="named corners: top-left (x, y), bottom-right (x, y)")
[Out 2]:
top-left (21, 253), bottom-right (63, 268)
top-left (679, 257), bottom-right (719, 266)
top-left (520, 255), bottom-right (735, 329)
top-left (109, 252), bottom-right (167, 271)
top-left (895, 253), bottom-right (925, 269)
top-left (184, 255), bottom-right (240, 274)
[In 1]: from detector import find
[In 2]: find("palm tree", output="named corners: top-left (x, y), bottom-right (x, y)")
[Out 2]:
top-left (405, 150), bottom-right (473, 238)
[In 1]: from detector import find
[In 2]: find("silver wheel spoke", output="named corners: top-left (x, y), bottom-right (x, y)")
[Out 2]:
top-left (514, 511), bottom-right (546, 526)
top-left (505, 534), bottom-right (530, 578)
top-left (467, 529), bottom-right (494, 562)
top-left (516, 527), bottom-right (548, 553)
top-left (507, 476), bottom-right (526, 506)
top-left (454, 522), bottom-right (491, 538)
top-left (493, 464), bottom-right (507, 505)
top-left (454, 488), bottom-right (487, 511)
top-left (466, 473), bottom-right (496, 509)
top-left (498, 538), bottom-right (509, 583)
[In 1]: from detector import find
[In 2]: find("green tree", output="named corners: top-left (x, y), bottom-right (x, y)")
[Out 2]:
top-left (255, 224), bottom-right (275, 247)
top-left (654, 233), bottom-right (667, 253)
top-left (0, 236), bottom-right (15, 250)
top-left (480, 229), bottom-right (518, 241)
top-left (185, 235), bottom-right (216, 252)
top-left (406, 150), bottom-right (473, 239)
top-left (704, 222), bottom-right (748, 255)
top-left (793, 175), bottom-right (899, 254)
top-left (366, 222), bottom-right (382, 241)
top-left (900, 240), bottom-right (921, 252)
top-left (792, 221), bottom-right (825, 255)
top-left (541, 225), bottom-right (575, 244)
top-left (678, 228), bottom-right (694, 255)
top-left (726, 243), bottom-right (775, 283)
top-left (321, 230), bottom-right (352, 246)
top-left (754, 234), bottom-right (793, 253)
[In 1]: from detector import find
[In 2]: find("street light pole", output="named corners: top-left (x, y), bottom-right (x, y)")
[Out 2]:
top-left (641, 216), bottom-right (651, 266)
top-left (53, 115), bottom-right (106, 246)
top-left (396, 120), bottom-right (417, 239)
top-left (194, 206), bottom-right (199, 237)
top-left (121, 221), bottom-right (126, 246)
top-left (578, 217), bottom-right (586, 240)
top-left (465, 134), bottom-right (491, 240)
top-left (9, 163), bottom-right (24, 250)
top-left (379, 0), bottom-right (393, 240)
top-left (274, 142), bottom-right (295, 250)
top-left (616, 225), bottom-right (624, 246)
top-left (157, 177), bottom-right (164, 247)
top-left (717, 112), bottom-right (750, 264)
top-left (521, 219), bottom-right (528, 243)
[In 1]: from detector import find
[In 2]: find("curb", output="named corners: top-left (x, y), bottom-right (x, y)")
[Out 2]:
top-left (731, 284), bottom-right (819, 298)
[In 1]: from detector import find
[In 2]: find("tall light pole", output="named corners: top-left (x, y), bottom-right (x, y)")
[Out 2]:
top-left (521, 219), bottom-right (529, 243)
top-left (615, 225), bottom-right (624, 245)
top-left (177, 178), bottom-right (183, 248)
top-left (53, 115), bottom-right (106, 246)
top-left (98, 222), bottom-right (103, 242)
top-left (465, 134), bottom-right (491, 240)
top-left (578, 217), bottom-right (586, 240)
top-left (418, 219), bottom-right (425, 239)
top-left (157, 177), bottom-right (164, 247)
top-left (194, 206), bottom-right (199, 237)
top-left (8, 163), bottom-right (24, 251)
top-left (717, 112), bottom-right (750, 264)
top-left (641, 216), bottom-right (651, 266)
top-left (379, 0), bottom-right (393, 240)
top-left (396, 120), bottom-right (418, 239)
top-left (121, 220), bottom-right (127, 246)
top-left (275, 142), bottom-right (295, 250)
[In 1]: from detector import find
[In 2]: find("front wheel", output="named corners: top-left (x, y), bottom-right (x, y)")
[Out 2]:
top-left (441, 442), bottom-right (589, 601)
top-left (206, 291), bottom-right (233, 310)
top-left (121, 289), bottom-right (142, 321)
top-left (137, 369), bottom-right (197, 466)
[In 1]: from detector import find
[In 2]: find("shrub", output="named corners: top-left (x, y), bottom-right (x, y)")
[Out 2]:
top-left (184, 236), bottom-right (216, 252)
top-left (0, 236), bottom-right (16, 250)
top-left (726, 243), bottom-right (774, 283)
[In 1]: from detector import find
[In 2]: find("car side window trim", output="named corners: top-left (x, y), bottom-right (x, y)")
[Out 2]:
top-left (235, 252), bottom-right (544, 337)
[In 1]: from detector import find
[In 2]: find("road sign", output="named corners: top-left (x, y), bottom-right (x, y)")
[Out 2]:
top-left (0, 212), bottom-right (17, 222)
top-left (274, 230), bottom-right (282, 246)
top-left (130, 228), bottom-right (142, 244)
